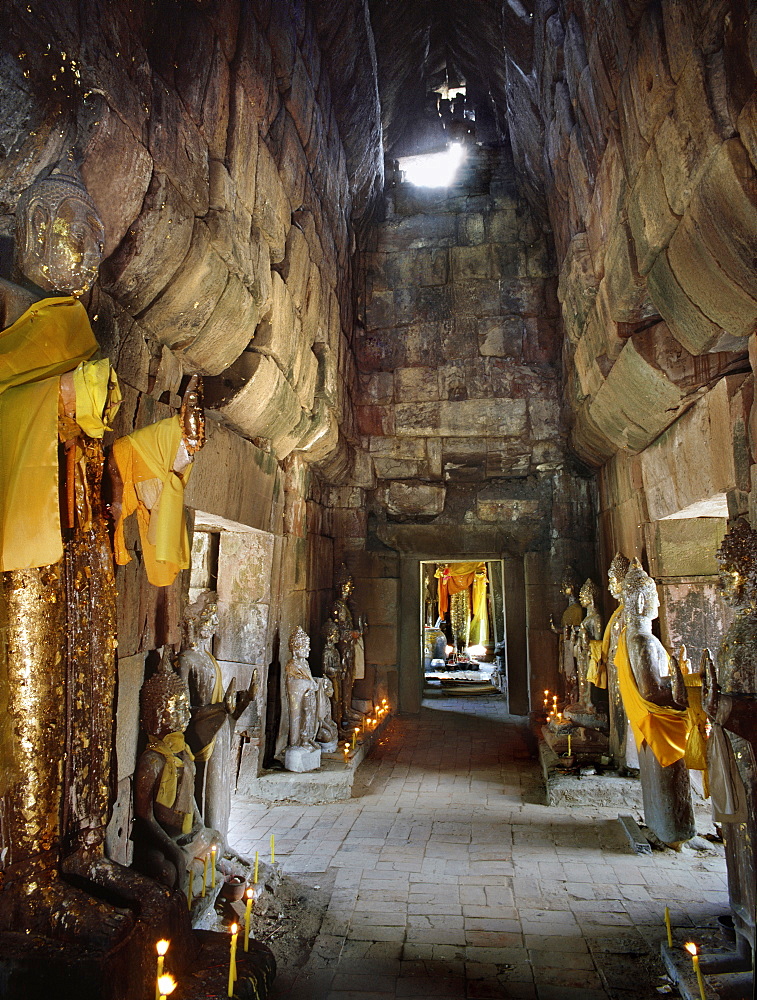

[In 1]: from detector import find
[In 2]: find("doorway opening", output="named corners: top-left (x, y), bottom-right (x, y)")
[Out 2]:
top-left (419, 559), bottom-right (508, 705)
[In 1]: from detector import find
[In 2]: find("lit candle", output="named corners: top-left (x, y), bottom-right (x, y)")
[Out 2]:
top-left (158, 974), bottom-right (176, 1000)
top-left (270, 833), bottom-right (275, 864)
top-left (228, 923), bottom-right (239, 996)
top-left (254, 850), bottom-right (259, 884)
top-left (244, 887), bottom-right (253, 952)
top-left (343, 741), bottom-right (350, 760)
top-left (664, 906), bottom-right (672, 947)
top-left (187, 867), bottom-right (194, 910)
top-left (202, 853), bottom-right (208, 897)
top-left (211, 846), bottom-right (217, 889)
top-left (685, 943), bottom-right (706, 1000)
top-left (155, 940), bottom-right (169, 1000)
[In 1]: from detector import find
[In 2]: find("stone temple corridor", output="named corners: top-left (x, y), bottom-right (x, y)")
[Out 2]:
top-left (231, 697), bottom-right (729, 1000)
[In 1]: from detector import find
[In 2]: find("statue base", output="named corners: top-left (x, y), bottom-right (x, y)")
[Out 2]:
top-left (284, 745), bottom-right (321, 772)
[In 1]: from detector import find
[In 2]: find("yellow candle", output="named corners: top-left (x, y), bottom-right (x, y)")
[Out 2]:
top-left (211, 846), bottom-right (217, 889)
top-left (158, 973), bottom-right (176, 1000)
top-left (685, 943), bottom-right (706, 1000)
top-left (155, 940), bottom-right (169, 1000)
top-left (228, 923), bottom-right (238, 996)
top-left (254, 850), bottom-right (259, 884)
top-left (202, 853), bottom-right (208, 897)
top-left (352, 729), bottom-right (358, 750)
top-left (187, 868), bottom-right (194, 910)
top-left (244, 888), bottom-right (253, 952)
top-left (664, 906), bottom-right (672, 947)
top-left (270, 833), bottom-right (275, 864)
top-left (567, 734), bottom-right (572, 757)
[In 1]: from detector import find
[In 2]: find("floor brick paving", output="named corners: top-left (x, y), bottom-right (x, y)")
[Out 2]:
top-left (229, 695), bottom-right (728, 999)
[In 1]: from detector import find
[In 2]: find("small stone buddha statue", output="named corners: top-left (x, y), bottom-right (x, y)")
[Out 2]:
top-left (617, 559), bottom-right (694, 847)
top-left (565, 578), bottom-right (607, 728)
top-left (549, 564), bottom-right (584, 705)
top-left (701, 518), bottom-right (757, 962)
top-left (176, 590), bottom-right (256, 843)
top-left (283, 626), bottom-right (321, 772)
top-left (133, 656), bottom-right (222, 890)
top-left (321, 615), bottom-right (344, 727)
top-left (331, 565), bottom-right (364, 728)
top-left (604, 552), bottom-right (638, 770)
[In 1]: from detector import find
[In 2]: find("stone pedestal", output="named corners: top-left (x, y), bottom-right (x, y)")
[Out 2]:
top-left (284, 745), bottom-right (321, 772)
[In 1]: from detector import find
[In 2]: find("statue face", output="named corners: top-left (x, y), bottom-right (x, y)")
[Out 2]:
top-left (23, 195), bottom-right (104, 296)
top-left (341, 580), bottom-right (353, 599)
top-left (198, 605), bottom-right (218, 641)
top-left (640, 587), bottom-right (660, 621)
top-left (164, 688), bottom-right (191, 734)
top-left (608, 570), bottom-right (622, 600)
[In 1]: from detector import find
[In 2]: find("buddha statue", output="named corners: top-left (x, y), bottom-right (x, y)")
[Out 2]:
top-left (604, 552), bottom-right (638, 770)
top-left (331, 565), bottom-right (364, 728)
top-left (321, 615), bottom-right (344, 727)
top-left (701, 518), bottom-right (757, 963)
top-left (565, 579), bottom-right (607, 729)
top-left (283, 626), bottom-right (320, 770)
top-left (133, 656), bottom-right (222, 890)
top-left (0, 156), bottom-right (121, 886)
top-left (176, 591), bottom-right (256, 843)
top-left (617, 559), bottom-right (694, 846)
top-left (549, 564), bottom-right (584, 704)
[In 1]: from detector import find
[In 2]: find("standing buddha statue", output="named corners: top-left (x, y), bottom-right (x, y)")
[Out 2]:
top-left (616, 559), bottom-right (694, 846)
top-left (549, 564), bottom-right (584, 704)
top-left (604, 552), bottom-right (638, 770)
top-left (331, 564), bottom-right (364, 728)
top-left (565, 578), bottom-right (606, 727)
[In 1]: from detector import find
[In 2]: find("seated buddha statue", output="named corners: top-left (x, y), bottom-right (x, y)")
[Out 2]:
top-left (133, 656), bottom-right (222, 891)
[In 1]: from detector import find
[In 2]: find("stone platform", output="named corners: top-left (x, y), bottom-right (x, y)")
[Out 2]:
top-left (539, 734), bottom-right (645, 811)
top-left (237, 716), bottom-right (393, 805)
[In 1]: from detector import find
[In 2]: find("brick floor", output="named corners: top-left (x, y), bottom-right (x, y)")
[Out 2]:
top-left (230, 695), bottom-right (728, 999)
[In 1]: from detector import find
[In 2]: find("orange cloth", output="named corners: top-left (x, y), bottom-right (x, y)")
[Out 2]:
top-left (615, 627), bottom-right (690, 768)
top-left (112, 416), bottom-right (192, 587)
top-left (0, 296), bottom-right (98, 570)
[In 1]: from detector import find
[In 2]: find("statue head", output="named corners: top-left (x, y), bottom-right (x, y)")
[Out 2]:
top-left (322, 617), bottom-right (339, 645)
top-left (140, 653), bottom-right (192, 737)
top-left (608, 552), bottom-right (630, 601)
top-left (180, 375), bottom-right (206, 455)
top-left (336, 563), bottom-right (354, 599)
top-left (560, 564), bottom-right (581, 600)
top-left (622, 558), bottom-right (659, 621)
top-left (716, 518), bottom-right (757, 610)
top-left (289, 625), bottom-right (310, 659)
top-left (579, 578), bottom-right (600, 609)
top-left (183, 590), bottom-right (218, 647)
top-left (15, 155), bottom-right (105, 296)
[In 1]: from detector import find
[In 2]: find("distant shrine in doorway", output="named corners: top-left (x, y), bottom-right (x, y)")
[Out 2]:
top-left (420, 559), bottom-right (508, 704)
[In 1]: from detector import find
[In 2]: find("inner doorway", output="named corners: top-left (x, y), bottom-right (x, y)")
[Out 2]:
top-left (419, 559), bottom-right (508, 707)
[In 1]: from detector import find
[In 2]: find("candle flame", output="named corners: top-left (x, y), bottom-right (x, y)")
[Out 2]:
top-left (231, 922), bottom-right (238, 934)
top-left (685, 942), bottom-right (697, 956)
top-left (246, 888), bottom-right (253, 899)
top-left (157, 974), bottom-right (176, 995)
top-left (156, 939), bottom-right (170, 956)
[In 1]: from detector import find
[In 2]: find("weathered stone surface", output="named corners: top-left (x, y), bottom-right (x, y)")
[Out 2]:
top-left (394, 367), bottom-right (440, 402)
top-left (100, 172), bottom-right (195, 314)
top-left (253, 272), bottom-right (299, 375)
top-left (254, 138), bottom-right (291, 262)
top-left (139, 219), bottom-right (229, 355)
top-left (219, 352), bottom-right (304, 459)
top-left (279, 224), bottom-right (311, 311)
top-left (627, 147), bottom-right (679, 275)
top-left (647, 250), bottom-right (722, 355)
top-left (227, 84), bottom-right (260, 215)
top-left (183, 273), bottom-right (261, 374)
top-left (149, 77), bottom-right (209, 215)
top-left (478, 316), bottom-right (524, 357)
top-left (115, 653), bottom-right (145, 782)
top-left (81, 101), bottom-right (152, 256)
top-left (386, 482), bottom-right (446, 517)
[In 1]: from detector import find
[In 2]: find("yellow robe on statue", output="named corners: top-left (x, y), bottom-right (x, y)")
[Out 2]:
top-left (615, 627), bottom-right (690, 768)
top-left (0, 296), bottom-right (98, 571)
top-left (112, 415), bottom-right (193, 587)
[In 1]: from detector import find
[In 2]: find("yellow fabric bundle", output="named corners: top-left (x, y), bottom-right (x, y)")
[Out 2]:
top-left (146, 731), bottom-right (194, 834)
top-left (112, 415), bottom-right (193, 587)
top-left (682, 671), bottom-right (709, 797)
top-left (193, 652), bottom-right (225, 763)
top-left (0, 297), bottom-right (98, 571)
top-left (615, 628), bottom-right (690, 768)
top-left (73, 357), bottom-right (122, 438)
top-left (586, 638), bottom-right (606, 688)
top-left (435, 562), bottom-right (489, 645)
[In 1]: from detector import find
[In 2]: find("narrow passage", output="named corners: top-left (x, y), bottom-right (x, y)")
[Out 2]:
top-left (230, 696), bottom-right (728, 999)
